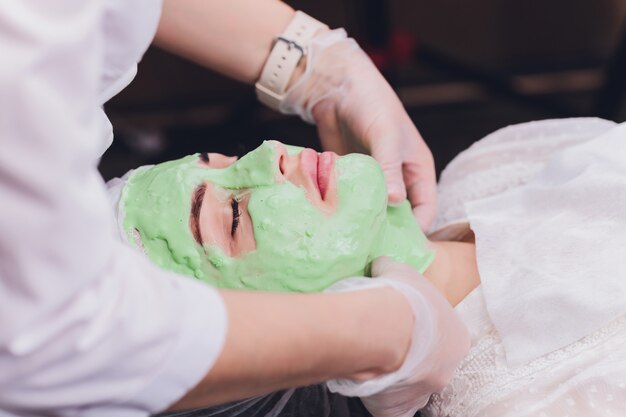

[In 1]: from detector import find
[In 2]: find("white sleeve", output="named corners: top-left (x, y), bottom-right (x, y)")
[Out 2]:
top-left (0, 2), bottom-right (227, 416)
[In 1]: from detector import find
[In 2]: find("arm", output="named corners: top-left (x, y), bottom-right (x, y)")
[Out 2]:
top-left (154, 0), bottom-right (297, 84)
top-left (169, 287), bottom-right (412, 411)
top-left (173, 258), bottom-right (473, 415)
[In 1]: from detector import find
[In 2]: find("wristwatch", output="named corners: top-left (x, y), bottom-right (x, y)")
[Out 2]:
top-left (255, 11), bottom-right (328, 110)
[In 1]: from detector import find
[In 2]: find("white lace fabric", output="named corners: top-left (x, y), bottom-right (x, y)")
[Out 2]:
top-left (424, 287), bottom-right (626, 417)
top-left (423, 118), bottom-right (626, 416)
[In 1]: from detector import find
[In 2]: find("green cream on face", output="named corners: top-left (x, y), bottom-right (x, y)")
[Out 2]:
top-left (121, 141), bottom-right (277, 278)
top-left (122, 141), bottom-right (434, 292)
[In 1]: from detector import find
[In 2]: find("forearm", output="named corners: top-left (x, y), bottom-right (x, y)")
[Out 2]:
top-left (168, 287), bottom-right (413, 411)
top-left (155, 0), bottom-right (295, 84)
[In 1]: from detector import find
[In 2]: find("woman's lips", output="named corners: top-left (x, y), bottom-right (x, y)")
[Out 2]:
top-left (300, 149), bottom-right (335, 200)
top-left (317, 152), bottom-right (335, 200)
top-left (300, 148), bottom-right (320, 195)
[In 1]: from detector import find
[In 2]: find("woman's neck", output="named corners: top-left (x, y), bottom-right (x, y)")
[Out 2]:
top-left (423, 238), bottom-right (481, 307)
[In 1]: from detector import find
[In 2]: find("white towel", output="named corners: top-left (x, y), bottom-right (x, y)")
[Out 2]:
top-left (465, 122), bottom-right (626, 366)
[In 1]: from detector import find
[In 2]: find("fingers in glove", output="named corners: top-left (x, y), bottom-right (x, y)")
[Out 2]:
top-left (356, 108), bottom-right (409, 205)
top-left (381, 159), bottom-right (408, 204)
top-left (367, 137), bottom-right (408, 204)
top-left (312, 100), bottom-right (350, 155)
top-left (406, 175), bottom-right (437, 232)
top-left (404, 149), bottom-right (437, 231)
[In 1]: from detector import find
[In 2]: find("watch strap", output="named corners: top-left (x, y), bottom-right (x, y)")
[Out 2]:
top-left (255, 11), bottom-right (328, 110)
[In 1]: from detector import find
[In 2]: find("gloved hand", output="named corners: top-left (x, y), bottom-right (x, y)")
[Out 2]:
top-left (325, 257), bottom-right (470, 417)
top-left (280, 29), bottom-right (437, 230)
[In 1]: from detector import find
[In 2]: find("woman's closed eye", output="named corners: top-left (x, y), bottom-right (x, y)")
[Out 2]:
top-left (193, 181), bottom-right (257, 257)
top-left (193, 154), bottom-right (256, 256)
top-left (231, 198), bottom-right (240, 237)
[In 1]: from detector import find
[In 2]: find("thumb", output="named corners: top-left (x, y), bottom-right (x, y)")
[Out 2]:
top-left (313, 100), bottom-right (351, 155)
top-left (381, 163), bottom-right (407, 204)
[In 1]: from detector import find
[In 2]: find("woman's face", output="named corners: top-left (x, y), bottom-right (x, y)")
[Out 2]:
top-left (123, 140), bottom-right (391, 292)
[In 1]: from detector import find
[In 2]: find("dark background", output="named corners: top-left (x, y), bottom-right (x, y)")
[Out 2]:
top-left (100, 0), bottom-right (626, 181)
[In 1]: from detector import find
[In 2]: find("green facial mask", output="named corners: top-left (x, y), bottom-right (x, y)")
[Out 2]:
top-left (122, 141), bottom-right (434, 292)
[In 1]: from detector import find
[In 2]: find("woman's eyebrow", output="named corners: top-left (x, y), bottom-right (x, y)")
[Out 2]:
top-left (190, 183), bottom-right (207, 244)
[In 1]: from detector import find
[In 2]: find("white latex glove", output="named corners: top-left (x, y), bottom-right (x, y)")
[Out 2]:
top-left (280, 29), bottom-right (437, 230)
top-left (325, 257), bottom-right (470, 417)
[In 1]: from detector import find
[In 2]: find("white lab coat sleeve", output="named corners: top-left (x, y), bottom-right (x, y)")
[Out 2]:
top-left (0, 2), bottom-right (227, 416)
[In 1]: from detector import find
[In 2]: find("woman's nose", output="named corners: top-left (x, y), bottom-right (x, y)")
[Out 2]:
top-left (273, 141), bottom-right (289, 181)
